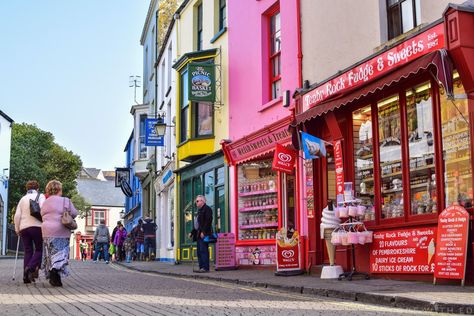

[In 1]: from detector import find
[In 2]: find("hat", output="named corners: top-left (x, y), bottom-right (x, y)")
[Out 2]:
top-left (117, 221), bottom-right (122, 225)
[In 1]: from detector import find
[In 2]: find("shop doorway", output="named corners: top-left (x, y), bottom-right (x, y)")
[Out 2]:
top-left (281, 173), bottom-right (297, 234)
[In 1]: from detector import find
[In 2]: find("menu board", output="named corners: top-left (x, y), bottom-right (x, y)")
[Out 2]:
top-left (434, 205), bottom-right (469, 281)
top-left (370, 227), bottom-right (437, 274)
top-left (215, 233), bottom-right (237, 270)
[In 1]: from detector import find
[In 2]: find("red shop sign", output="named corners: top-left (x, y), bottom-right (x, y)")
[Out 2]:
top-left (272, 143), bottom-right (297, 174)
top-left (370, 227), bottom-right (437, 274)
top-left (434, 205), bottom-right (469, 283)
top-left (302, 23), bottom-right (444, 112)
top-left (334, 140), bottom-right (344, 198)
top-left (276, 230), bottom-right (302, 272)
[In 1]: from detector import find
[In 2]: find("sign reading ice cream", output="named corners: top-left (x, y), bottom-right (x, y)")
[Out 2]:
top-left (370, 227), bottom-right (437, 274)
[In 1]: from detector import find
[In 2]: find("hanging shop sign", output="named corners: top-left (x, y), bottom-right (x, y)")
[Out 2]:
top-left (188, 63), bottom-right (216, 102)
top-left (215, 233), bottom-right (237, 271)
top-left (304, 160), bottom-right (315, 219)
top-left (276, 229), bottom-right (302, 273)
top-left (334, 140), bottom-right (344, 202)
top-left (272, 143), bottom-right (297, 174)
top-left (228, 125), bottom-right (291, 163)
top-left (370, 227), bottom-right (437, 274)
top-left (434, 205), bottom-right (469, 285)
top-left (145, 118), bottom-right (164, 146)
top-left (302, 23), bottom-right (444, 112)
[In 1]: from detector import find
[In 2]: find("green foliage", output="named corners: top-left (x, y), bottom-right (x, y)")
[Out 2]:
top-left (158, 0), bottom-right (178, 50)
top-left (8, 123), bottom-right (83, 221)
top-left (71, 193), bottom-right (92, 219)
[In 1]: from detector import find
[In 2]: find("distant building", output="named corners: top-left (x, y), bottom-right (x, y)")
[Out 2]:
top-left (71, 168), bottom-right (125, 260)
top-left (0, 110), bottom-right (13, 256)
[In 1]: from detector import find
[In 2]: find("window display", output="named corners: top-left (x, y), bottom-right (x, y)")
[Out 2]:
top-left (378, 95), bottom-right (403, 219)
top-left (405, 81), bottom-right (437, 215)
top-left (353, 105), bottom-right (375, 221)
top-left (238, 159), bottom-right (278, 241)
top-left (441, 74), bottom-right (472, 208)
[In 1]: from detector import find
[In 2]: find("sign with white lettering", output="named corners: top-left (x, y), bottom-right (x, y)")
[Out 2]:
top-left (434, 205), bottom-right (469, 281)
top-left (145, 118), bottom-right (164, 147)
top-left (272, 143), bottom-right (297, 174)
top-left (370, 227), bottom-right (437, 274)
top-left (302, 23), bottom-right (444, 112)
top-left (276, 229), bottom-right (302, 272)
top-left (188, 63), bottom-right (215, 102)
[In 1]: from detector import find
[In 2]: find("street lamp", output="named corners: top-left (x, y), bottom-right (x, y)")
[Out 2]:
top-left (153, 113), bottom-right (175, 137)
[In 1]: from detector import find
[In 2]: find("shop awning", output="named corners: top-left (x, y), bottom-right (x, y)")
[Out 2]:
top-left (295, 49), bottom-right (454, 125)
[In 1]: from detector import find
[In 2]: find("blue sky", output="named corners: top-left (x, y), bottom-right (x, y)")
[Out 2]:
top-left (0, 1), bottom-right (150, 170)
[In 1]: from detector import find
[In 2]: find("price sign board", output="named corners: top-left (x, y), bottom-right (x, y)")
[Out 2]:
top-left (434, 205), bottom-right (469, 284)
top-left (215, 233), bottom-right (237, 271)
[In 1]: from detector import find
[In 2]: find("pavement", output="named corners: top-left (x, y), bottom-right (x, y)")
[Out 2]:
top-left (116, 260), bottom-right (474, 315)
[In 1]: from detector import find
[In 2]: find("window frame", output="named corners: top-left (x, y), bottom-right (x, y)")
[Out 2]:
top-left (267, 5), bottom-right (281, 101)
top-left (192, 101), bottom-right (214, 138)
top-left (197, 3), bottom-right (203, 51)
top-left (219, 0), bottom-right (226, 31)
top-left (180, 69), bottom-right (189, 143)
top-left (387, 0), bottom-right (419, 40)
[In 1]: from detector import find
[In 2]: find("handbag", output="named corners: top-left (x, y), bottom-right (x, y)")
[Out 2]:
top-left (61, 198), bottom-right (78, 230)
top-left (29, 193), bottom-right (42, 221)
top-left (203, 231), bottom-right (218, 243)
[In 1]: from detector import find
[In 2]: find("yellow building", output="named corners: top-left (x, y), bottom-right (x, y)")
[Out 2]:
top-left (171, 0), bottom-right (229, 262)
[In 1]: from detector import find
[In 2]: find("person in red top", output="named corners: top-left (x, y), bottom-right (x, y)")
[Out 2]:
top-left (132, 219), bottom-right (145, 261)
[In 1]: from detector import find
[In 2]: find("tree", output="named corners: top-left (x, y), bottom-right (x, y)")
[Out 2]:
top-left (8, 123), bottom-right (83, 221)
top-left (158, 0), bottom-right (178, 50)
top-left (71, 194), bottom-right (92, 219)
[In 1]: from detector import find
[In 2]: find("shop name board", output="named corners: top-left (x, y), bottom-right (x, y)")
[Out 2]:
top-left (229, 126), bottom-right (291, 162)
top-left (434, 205), bottom-right (469, 281)
top-left (370, 227), bottom-right (437, 274)
top-left (302, 23), bottom-right (444, 112)
top-left (145, 118), bottom-right (164, 146)
top-left (188, 63), bottom-right (215, 102)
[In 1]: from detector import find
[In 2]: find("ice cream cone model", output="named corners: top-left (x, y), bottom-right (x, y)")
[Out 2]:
top-left (325, 233), bottom-right (336, 266)
top-left (320, 203), bottom-right (341, 267)
top-left (427, 238), bottom-right (435, 264)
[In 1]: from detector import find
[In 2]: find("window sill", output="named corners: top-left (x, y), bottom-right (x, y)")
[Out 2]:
top-left (259, 96), bottom-right (282, 113)
top-left (210, 27), bottom-right (227, 44)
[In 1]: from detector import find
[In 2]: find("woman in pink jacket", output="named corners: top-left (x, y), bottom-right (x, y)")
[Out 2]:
top-left (40, 180), bottom-right (78, 287)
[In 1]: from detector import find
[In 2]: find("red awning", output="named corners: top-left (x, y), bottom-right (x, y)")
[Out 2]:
top-left (295, 49), bottom-right (454, 125)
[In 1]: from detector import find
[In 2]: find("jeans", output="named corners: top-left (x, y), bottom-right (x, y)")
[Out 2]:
top-left (197, 238), bottom-right (210, 271)
top-left (144, 237), bottom-right (155, 258)
top-left (20, 226), bottom-right (42, 271)
top-left (93, 242), bottom-right (109, 262)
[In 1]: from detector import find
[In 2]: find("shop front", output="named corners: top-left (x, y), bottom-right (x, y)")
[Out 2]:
top-left (294, 6), bottom-right (474, 281)
top-left (222, 116), bottom-right (301, 267)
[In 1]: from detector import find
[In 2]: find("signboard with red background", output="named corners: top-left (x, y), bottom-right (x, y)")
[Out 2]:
top-left (272, 143), bottom-right (297, 174)
top-left (370, 227), bottom-right (437, 274)
top-left (276, 230), bottom-right (301, 271)
top-left (434, 205), bottom-right (469, 280)
top-left (334, 140), bottom-right (344, 198)
top-left (302, 23), bottom-right (444, 112)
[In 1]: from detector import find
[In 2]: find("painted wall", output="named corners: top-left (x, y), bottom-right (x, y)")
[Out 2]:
top-left (0, 114), bottom-right (12, 255)
top-left (228, 0), bottom-right (298, 141)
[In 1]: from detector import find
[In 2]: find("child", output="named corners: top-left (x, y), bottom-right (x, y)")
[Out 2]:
top-left (113, 224), bottom-right (127, 261)
top-left (123, 232), bottom-right (134, 263)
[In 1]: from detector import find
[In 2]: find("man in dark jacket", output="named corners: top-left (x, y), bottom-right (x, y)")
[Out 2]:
top-left (194, 195), bottom-right (213, 272)
top-left (142, 215), bottom-right (157, 261)
top-left (93, 220), bottom-right (110, 263)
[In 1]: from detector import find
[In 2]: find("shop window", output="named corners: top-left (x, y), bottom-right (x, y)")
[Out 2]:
top-left (216, 166), bottom-right (225, 186)
top-left (193, 102), bottom-right (213, 137)
top-left (387, 0), bottom-right (420, 40)
top-left (182, 179), bottom-right (193, 243)
top-left (180, 70), bottom-right (189, 143)
top-left (237, 159), bottom-right (278, 241)
top-left (352, 105), bottom-right (376, 221)
top-left (269, 9), bottom-right (281, 100)
top-left (440, 75), bottom-right (472, 208)
top-left (405, 81), bottom-right (437, 215)
top-left (377, 94), bottom-right (404, 219)
top-left (169, 185), bottom-right (175, 248)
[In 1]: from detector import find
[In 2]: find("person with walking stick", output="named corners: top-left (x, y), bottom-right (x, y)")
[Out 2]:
top-left (14, 180), bottom-right (46, 283)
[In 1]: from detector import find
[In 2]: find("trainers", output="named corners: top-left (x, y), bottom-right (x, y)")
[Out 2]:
top-left (93, 260), bottom-right (97, 263)
top-left (105, 261), bottom-right (109, 264)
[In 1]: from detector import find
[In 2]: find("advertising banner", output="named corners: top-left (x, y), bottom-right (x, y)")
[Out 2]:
top-left (145, 118), bottom-right (164, 146)
top-left (215, 233), bottom-right (237, 271)
top-left (188, 63), bottom-right (215, 102)
top-left (370, 227), bottom-right (437, 274)
top-left (334, 140), bottom-right (344, 200)
top-left (434, 205), bottom-right (469, 281)
top-left (304, 160), bottom-right (314, 219)
top-left (302, 23), bottom-right (444, 111)
top-left (272, 143), bottom-right (297, 174)
top-left (276, 229), bottom-right (301, 271)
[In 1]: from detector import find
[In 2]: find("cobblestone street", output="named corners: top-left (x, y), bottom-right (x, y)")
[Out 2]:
top-left (0, 259), bottom-right (449, 315)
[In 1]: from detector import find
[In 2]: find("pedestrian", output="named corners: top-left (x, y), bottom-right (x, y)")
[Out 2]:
top-left (80, 240), bottom-right (88, 261)
top-left (142, 215), bottom-right (157, 261)
top-left (92, 220), bottom-right (110, 263)
top-left (40, 180), bottom-right (78, 287)
top-left (132, 219), bottom-right (144, 261)
top-left (111, 220), bottom-right (121, 245)
top-left (113, 224), bottom-right (127, 262)
top-left (194, 195), bottom-right (213, 273)
top-left (123, 232), bottom-right (134, 263)
top-left (14, 180), bottom-right (46, 284)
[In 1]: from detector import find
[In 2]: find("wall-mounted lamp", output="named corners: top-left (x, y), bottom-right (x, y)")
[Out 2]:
top-left (153, 113), bottom-right (175, 137)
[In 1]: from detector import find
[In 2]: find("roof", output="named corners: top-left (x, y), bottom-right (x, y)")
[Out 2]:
top-left (76, 179), bottom-right (125, 207)
top-left (0, 110), bottom-right (14, 123)
top-left (102, 171), bottom-right (116, 181)
top-left (79, 168), bottom-right (102, 179)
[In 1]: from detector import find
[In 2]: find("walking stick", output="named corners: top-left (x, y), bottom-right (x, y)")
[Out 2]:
top-left (12, 236), bottom-right (20, 281)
